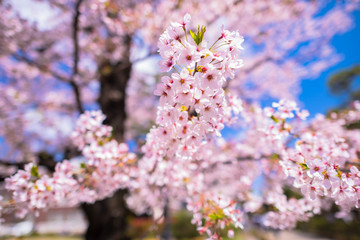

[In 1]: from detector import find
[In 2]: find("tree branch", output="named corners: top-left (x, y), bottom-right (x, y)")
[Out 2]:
top-left (0, 159), bottom-right (25, 169)
top-left (12, 54), bottom-right (69, 82)
top-left (12, 0), bottom-right (87, 115)
top-left (139, 212), bottom-right (164, 240)
top-left (346, 161), bottom-right (360, 167)
top-left (117, 50), bottom-right (158, 72)
top-left (243, 56), bottom-right (272, 74)
top-left (71, 0), bottom-right (85, 114)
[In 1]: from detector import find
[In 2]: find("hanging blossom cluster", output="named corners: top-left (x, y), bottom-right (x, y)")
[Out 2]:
top-left (241, 100), bottom-right (360, 229)
top-left (188, 193), bottom-right (243, 238)
top-left (224, 100), bottom-right (323, 230)
top-left (154, 12), bottom-right (243, 153)
top-left (127, 13), bottom-right (245, 238)
top-left (4, 111), bottom-right (136, 218)
top-left (279, 108), bottom-right (360, 212)
top-left (260, 192), bottom-right (322, 230)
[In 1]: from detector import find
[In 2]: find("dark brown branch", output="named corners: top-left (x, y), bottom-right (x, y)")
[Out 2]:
top-left (0, 152), bottom-right (57, 173)
top-left (117, 50), bottom-right (158, 72)
top-left (0, 159), bottom-right (25, 169)
top-left (243, 56), bottom-right (272, 74)
top-left (0, 152), bottom-right (57, 181)
top-left (206, 154), bottom-right (273, 172)
top-left (70, 0), bottom-right (84, 114)
top-left (346, 161), bottom-right (360, 167)
top-left (13, 0), bottom-right (86, 115)
top-left (12, 54), bottom-right (69, 82)
top-left (133, 51), bottom-right (158, 64)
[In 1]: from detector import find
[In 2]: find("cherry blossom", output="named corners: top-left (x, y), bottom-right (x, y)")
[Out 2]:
top-left (0, 2), bottom-right (360, 239)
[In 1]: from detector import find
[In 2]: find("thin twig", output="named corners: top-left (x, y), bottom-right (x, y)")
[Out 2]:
top-left (346, 161), bottom-right (360, 167)
top-left (117, 50), bottom-right (158, 72)
top-left (243, 56), bottom-right (272, 74)
top-left (223, 56), bottom-right (273, 90)
top-left (139, 213), bottom-right (164, 240)
top-left (12, 54), bottom-right (69, 82)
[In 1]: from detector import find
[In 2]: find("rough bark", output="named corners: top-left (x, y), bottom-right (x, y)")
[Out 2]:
top-left (81, 34), bottom-right (134, 240)
top-left (98, 38), bottom-right (131, 142)
top-left (81, 190), bottom-right (133, 240)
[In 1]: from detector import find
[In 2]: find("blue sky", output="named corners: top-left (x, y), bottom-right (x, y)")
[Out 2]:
top-left (7, 0), bottom-right (359, 117)
top-left (299, 9), bottom-right (360, 116)
top-left (4, 1), bottom-right (359, 144)
top-left (222, 7), bottom-right (360, 140)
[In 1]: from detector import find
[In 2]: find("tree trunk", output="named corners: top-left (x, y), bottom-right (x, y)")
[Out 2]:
top-left (161, 198), bottom-right (172, 240)
top-left (81, 190), bottom-right (133, 240)
top-left (81, 35), bottom-right (134, 240)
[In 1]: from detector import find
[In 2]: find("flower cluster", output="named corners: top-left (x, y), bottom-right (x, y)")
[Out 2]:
top-left (129, 14), bottom-right (245, 237)
top-left (210, 99), bottom-right (360, 229)
top-left (153, 13), bottom-right (244, 155)
top-left (188, 193), bottom-right (243, 239)
top-left (261, 192), bottom-right (321, 230)
top-left (5, 162), bottom-right (78, 218)
top-left (280, 125), bottom-right (360, 212)
top-left (5, 111), bottom-right (136, 218)
top-left (71, 110), bottom-right (113, 149)
top-left (246, 100), bottom-right (360, 228)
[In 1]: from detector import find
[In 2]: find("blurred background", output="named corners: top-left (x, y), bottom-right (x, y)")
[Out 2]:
top-left (0, 0), bottom-right (359, 239)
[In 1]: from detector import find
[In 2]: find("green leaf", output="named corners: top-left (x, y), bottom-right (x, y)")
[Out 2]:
top-left (270, 115), bottom-right (279, 123)
top-left (189, 29), bottom-right (197, 44)
top-left (208, 209), bottom-right (226, 221)
top-left (208, 212), bottom-right (218, 220)
top-left (189, 25), bottom-right (206, 45)
top-left (270, 153), bottom-right (280, 160)
top-left (31, 165), bottom-right (40, 178)
top-left (208, 212), bottom-right (223, 221)
top-left (199, 25), bottom-right (206, 43)
top-left (299, 162), bottom-right (309, 171)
